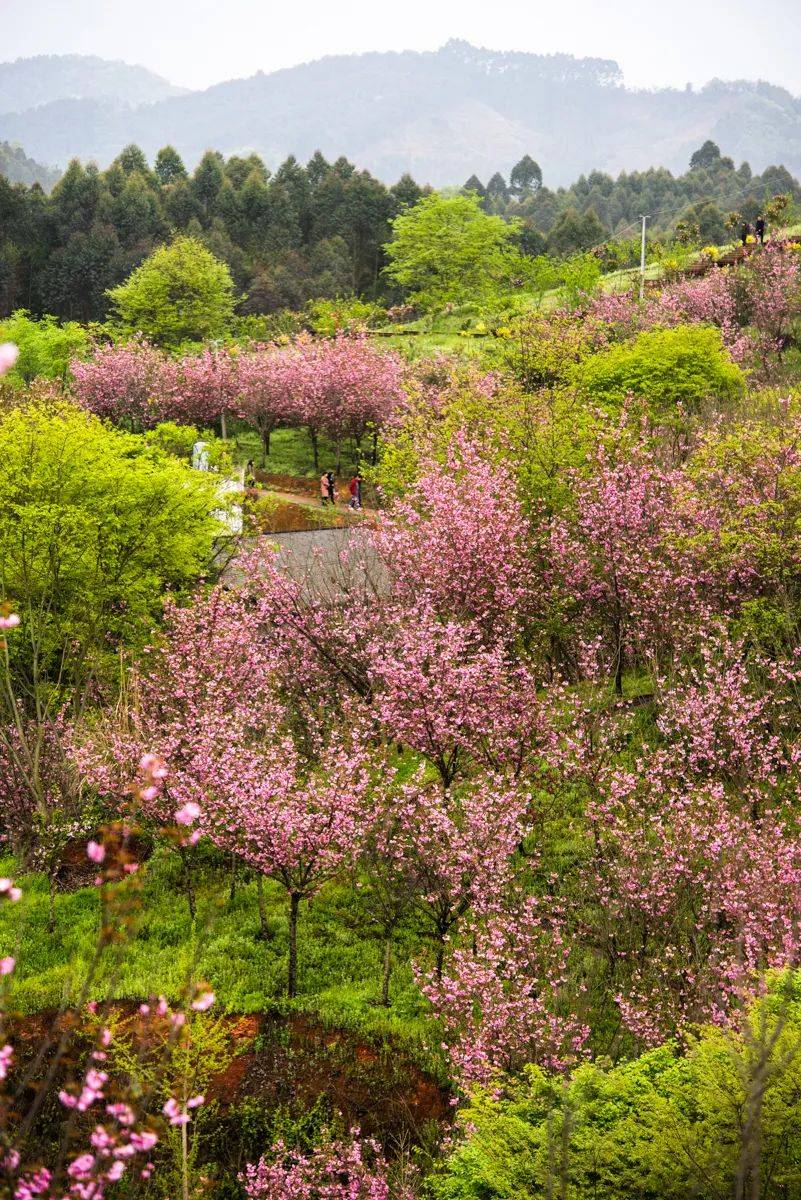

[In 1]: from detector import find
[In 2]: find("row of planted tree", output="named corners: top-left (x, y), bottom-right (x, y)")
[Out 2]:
top-left (70, 332), bottom-right (405, 469)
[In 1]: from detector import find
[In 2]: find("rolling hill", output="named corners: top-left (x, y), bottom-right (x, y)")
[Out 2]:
top-left (0, 54), bottom-right (184, 114)
top-left (0, 41), bottom-right (800, 187)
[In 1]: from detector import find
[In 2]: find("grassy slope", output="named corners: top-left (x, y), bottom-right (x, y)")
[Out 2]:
top-left (0, 847), bottom-right (444, 1073)
top-left (378, 225), bottom-right (801, 357)
top-left (231, 424), bottom-right (365, 478)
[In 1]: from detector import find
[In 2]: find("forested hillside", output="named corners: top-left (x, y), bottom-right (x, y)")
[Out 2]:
top-left (1, 137), bottom-right (798, 320)
top-left (0, 54), bottom-right (184, 113)
top-left (0, 139), bottom-right (59, 188)
top-left (1, 42), bottom-right (800, 185)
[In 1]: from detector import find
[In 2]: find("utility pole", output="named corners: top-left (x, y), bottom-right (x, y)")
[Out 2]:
top-left (639, 214), bottom-right (649, 300)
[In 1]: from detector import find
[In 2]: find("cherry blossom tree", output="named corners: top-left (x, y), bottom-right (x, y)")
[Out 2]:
top-left (584, 777), bottom-right (801, 1046)
top-left (237, 347), bottom-right (299, 461)
top-left (421, 890), bottom-right (589, 1087)
top-left (71, 339), bottom-right (177, 430)
top-left (74, 585), bottom-right (278, 917)
top-left (198, 724), bottom-right (369, 997)
top-left (350, 770), bottom-right (424, 1007)
top-left (369, 605), bottom-right (553, 787)
top-left (405, 775), bottom-right (531, 979)
top-left (174, 346), bottom-right (242, 434)
top-left (373, 436), bottom-right (537, 640)
top-left (546, 433), bottom-right (756, 688)
top-left (78, 578), bottom-right (370, 994)
top-left (738, 242), bottom-right (801, 366)
top-left (271, 334), bottom-right (404, 471)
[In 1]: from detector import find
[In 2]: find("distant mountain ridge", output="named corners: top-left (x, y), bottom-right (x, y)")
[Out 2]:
top-left (1, 41), bottom-right (800, 187)
top-left (0, 54), bottom-right (185, 115)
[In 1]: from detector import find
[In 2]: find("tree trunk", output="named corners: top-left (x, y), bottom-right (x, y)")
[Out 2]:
top-left (48, 870), bottom-right (57, 936)
top-left (179, 846), bottom-right (196, 921)
top-left (261, 427), bottom-right (271, 464)
top-left (381, 937), bottom-right (392, 1007)
top-left (181, 1107), bottom-right (190, 1200)
top-left (287, 891), bottom-right (301, 998)
top-left (220, 410), bottom-right (228, 441)
top-left (228, 853), bottom-right (238, 905)
top-left (256, 873), bottom-right (270, 940)
top-left (310, 429), bottom-right (319, 472)
top-left (435, 938), bottom-right (445, 981)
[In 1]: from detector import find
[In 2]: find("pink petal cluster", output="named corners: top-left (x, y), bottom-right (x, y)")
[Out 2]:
top-left (241, 1129), bottom-right (414, 1200)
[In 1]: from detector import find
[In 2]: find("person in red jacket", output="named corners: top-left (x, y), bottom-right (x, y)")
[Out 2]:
top-left (348, 474), bottom-right (363, 510)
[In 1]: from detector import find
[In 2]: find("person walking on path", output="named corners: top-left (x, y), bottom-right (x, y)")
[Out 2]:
top-left (740, 220), bottom-right (752, 247)
top-left (244, 459), bottom-right (256, 488)
top-left (320, 471), bottom-right (331, 505)
top-left (348, 473), bottom-right (363, 510)
top-left (755, 216), bottom-right (766, 245)
top-left (326, 471), bottom-right (336, 507)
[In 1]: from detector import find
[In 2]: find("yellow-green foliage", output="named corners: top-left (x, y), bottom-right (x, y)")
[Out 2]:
top-left (431, 983), bottom-right (801, 1200)
top-left (383, 193), bottom-right (523, 312)
top-left (488, 312), bottom-right (606, 393)
top-left (0, 311), bottom-right (89, 384)
top-left (577, 325), bottom-right (745, 419)
top-left (0, 401), bottom-right (220, 694)
top-left (374, 356), bottom-right (602, 515)
top-left (107, 237), bottom-right (235, 349)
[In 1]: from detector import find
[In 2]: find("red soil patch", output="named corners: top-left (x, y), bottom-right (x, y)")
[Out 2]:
top-left (208, 1013), bottom-right (452, 1147)
top-left (246, 494), bottom-right (350, 534)
top-left (257, 471), bottom-right (321, 496)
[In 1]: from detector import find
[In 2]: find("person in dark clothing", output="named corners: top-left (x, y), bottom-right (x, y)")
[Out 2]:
top-left (326, 471), bottom-right (336, 506)
top-left (244, 459), bottom-right (256, 488)
top-left (755, 216), bottom-right (766, 245)
top-left (740, 221), bottom-right (751, 247)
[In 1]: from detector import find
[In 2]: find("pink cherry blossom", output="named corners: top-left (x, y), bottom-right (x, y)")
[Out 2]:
top-left (174, 801), bottom-right (202, 826)
top-left (0, 343), bottom-right (19, 375)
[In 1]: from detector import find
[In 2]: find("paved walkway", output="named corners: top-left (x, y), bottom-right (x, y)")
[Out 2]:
top-left (227, 527), bottom-right (386, 601)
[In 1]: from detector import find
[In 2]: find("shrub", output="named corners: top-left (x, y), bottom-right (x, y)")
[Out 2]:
top-left (144, 420), bottom-right (200, 459)
top-left (432, 986), bottom-right (801, 1200)
top-left (0, 401), bottom-right (220, 699)
top-left (0, 311), bottom-right (88, 384)
top-left (577, 325), bottom-right (745, 420)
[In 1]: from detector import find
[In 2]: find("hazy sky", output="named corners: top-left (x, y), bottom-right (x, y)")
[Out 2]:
top-left (2, 0), bottom-right (799, 94)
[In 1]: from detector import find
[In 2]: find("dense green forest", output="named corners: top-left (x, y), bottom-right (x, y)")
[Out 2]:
top-left (1, 137), bottom-right (798, 321)
top-left (0, 140), bottom-right (60, 189)
top-left (468, 139), bottom-right (801, 250)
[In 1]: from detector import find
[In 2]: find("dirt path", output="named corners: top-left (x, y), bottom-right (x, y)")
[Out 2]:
top-left (263, 487), bottom-right (376, 516)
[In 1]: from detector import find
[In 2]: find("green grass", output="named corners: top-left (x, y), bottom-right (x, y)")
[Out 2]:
top-left (378, 227), bottom-right (801, 348)
top-left (0, 847), bottom-right (444, 1074)
top-left (230, 424), bottom-right (366, 478)
top-left (377, 331), bottom-right (489, 358)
